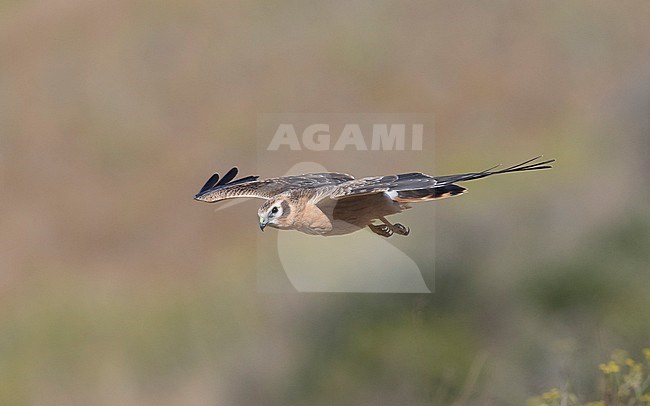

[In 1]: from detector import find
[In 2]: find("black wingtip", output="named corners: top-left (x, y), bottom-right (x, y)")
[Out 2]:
top-left (217, 167), bottom-right (239, 186)
top-left (196, 166), bottom-right (239, 196)
top-left (198, 173), bottom-right (221, 194)
top-left (497, 156), bottom-right (555, 173)
top-left (435, 156), bottom-right (555, 185)
top-left (194, 167), bottom-right (259, 201)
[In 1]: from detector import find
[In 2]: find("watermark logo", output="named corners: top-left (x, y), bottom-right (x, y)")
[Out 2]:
top-left (255, 113), bottom-right (435, 293)
top-left (267, 123), bottom-right (424, 151)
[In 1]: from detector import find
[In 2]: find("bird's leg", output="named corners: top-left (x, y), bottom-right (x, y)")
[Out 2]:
top-left (378, 217), bottom-right (410, 236)
top-left (368, 223), bottom-right (393, 237)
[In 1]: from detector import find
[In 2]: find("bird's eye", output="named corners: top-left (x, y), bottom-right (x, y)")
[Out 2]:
top-left (271, 206), bottom-right (279, 214)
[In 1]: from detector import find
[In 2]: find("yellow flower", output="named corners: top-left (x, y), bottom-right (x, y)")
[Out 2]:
top-left (542, 388), bottom-right (561, 402)
top-left (641, 393), bottom-right (650, 402)
top-left (644, 348), bottom-right (650, 361)
top-left (585, 402), bottom-right (605, 406)
top-left (626, 358), bottom-right (636, 367)
top-left (599, 361), bottom-right (620, 374)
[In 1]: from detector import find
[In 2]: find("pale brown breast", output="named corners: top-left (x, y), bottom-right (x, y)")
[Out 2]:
top-left (314, 193), bottom-right (403, 236)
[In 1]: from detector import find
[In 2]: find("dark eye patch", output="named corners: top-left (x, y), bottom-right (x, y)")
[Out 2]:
top-left (280, 200), bottom-right (291, 216)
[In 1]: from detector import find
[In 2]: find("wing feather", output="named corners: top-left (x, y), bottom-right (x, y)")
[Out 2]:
top-left (328, 156), bottom-right (554, 202)
top-left (195, 157), bottom-right (554, 204)
top-left (431, 156), bottom-right (555, 185)
top-left (194, 168), bottom-right (354, 203)
top-left (329, 173), bottom-right (438, 200)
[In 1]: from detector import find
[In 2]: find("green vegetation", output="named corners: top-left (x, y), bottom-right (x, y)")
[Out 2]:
top-left (528, 349), bottom-right (650, 406)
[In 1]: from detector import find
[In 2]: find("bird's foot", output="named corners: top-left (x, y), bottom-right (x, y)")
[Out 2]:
top-left (391, 223), bottom-right (410, 236)
top-left (368, 224), bottom-right (394, 237)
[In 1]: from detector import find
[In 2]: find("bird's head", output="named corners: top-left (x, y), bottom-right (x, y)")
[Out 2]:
top-left (257, 197), bottom-right (291, 231)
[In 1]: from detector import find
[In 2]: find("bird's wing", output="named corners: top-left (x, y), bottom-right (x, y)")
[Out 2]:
top-left (194, 167), bottom-right (354, 203)
top-left (328, 172), bottom-right (439, 200)
top-left (328, 156), bottom-right (555, 202)
top-left (429, 156), bottom-right (554, 186)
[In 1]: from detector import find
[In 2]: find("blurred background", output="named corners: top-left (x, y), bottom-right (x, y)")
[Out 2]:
top-left (1, 1), bottom-right (649, 404)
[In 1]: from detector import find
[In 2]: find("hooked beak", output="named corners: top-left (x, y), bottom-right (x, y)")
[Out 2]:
top-left (259, 216), bottom-right (267, 231)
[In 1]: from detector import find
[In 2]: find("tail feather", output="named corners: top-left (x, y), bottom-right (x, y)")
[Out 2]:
top-left (394, 184), bottom-right (466, 202)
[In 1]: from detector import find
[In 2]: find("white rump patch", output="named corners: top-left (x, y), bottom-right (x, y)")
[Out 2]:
top-left (385, 190), bottom-right (398, 199)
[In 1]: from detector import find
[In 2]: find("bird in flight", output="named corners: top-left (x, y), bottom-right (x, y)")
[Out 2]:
top-left (194, 156), bottom-right (554, 237)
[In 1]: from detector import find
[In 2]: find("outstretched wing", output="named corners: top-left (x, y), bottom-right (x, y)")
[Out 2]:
top-left (429, 156), bottom-right (554, 186)
top-left (194, 167), bottom-right (354, 203)
top-left (328, 172), bottom-right (444, 201)
top-left (329, 156), bottom-right (555, 202)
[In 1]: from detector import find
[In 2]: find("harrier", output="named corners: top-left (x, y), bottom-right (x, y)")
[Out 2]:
top-left (194, 156), bottom-right (554, 237)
